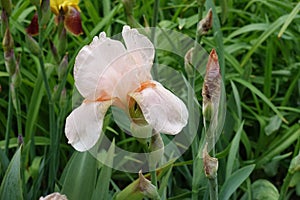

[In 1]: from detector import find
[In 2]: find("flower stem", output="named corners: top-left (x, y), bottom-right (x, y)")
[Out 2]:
top-left (37, 6), bottom-right (57, 191)
top-left (150, 170), bottom-right (157, 187)
top-left (5, 77), bottom-right (12, 155)
top-left (208, 178), bottom-right (218, 200)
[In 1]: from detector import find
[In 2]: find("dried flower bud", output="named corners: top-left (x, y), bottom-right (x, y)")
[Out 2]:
top-left (1, 0), bottom-right (12, 16)
top-left (18, 135), bottom-right (24, 146)
top-left (198, 9), bottom-right (213, 36)
top-left (202, 49), bottom-right (221, 124)
top-left (115, 170), bottom-right (160, 200)
top-left (25, 34), bottom-right (41, 56)
top-left (202, 143), bottom-right (218, 179)
top-left (184, 48), bottom-right (194, 77)
top-left (64, 6), bottom-right (83, 36)
top-left (26, 13), bottom-right (39, 36)
top-left (39, 192), bottom-right (68, 200)
top-left (138, 170), bottom-right (160, 199)
top-left (4, 49), bottom-right (16, 75)
top-left (57, 53), bottom-right (68, 80)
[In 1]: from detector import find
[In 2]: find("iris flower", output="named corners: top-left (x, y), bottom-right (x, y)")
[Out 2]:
top-left (65, 26), bottom-right (188, 151)
top-left (50, 0), bottom-right (83, 35)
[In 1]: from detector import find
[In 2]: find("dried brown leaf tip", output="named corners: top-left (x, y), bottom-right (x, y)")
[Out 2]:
top-left (198, 8), bottom-right (213, 35)
top-left (202, 49), bottom-right (221, 121)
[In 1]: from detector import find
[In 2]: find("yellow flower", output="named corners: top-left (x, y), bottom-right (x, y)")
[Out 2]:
top-left (50, 0), bottom-right (80, 15)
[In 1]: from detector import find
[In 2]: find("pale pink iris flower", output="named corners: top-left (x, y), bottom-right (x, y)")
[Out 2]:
top-left (65, 26), bottom-right (188, 151)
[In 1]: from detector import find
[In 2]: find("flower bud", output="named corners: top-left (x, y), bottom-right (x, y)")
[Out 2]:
top-left (57, 53), bottom-right (68, 80)
top-left (184, 48), bottom-right (195, 78)
top-left (202, 49), bottom-right (221, 124)
top-left (49, 40), bottom-right (60, 63)
top-left (202, 143), bottom-right (218, 179)
top-left (198, 9), bottom-right (213, 36)
top-left (2, 28), bottom-right (14, 52)
top-left (115, 170), bottom-right (160, 200)
top-left (1, 0), bottom-right (12, 16)
top-left (3, 49), bottom-right (16, 75)
top-left (12, 63), bottom-right (22, 88)
top-left (40, 0), bottom-right (51, 26)
top-left (25, 34), bottom-right (41, 56)
top-left (58, 27), bottom-right (67, 56)
top-left (138, 171), bottom-right (160, 199)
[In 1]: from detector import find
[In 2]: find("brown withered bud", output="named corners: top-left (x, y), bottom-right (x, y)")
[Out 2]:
top-left (202, 143), bottom-right (218, 179)
top-left (198, 9), bottom-right (213, 36)
top-left (202, 49), bottom-right (221, 124)
top-left (138, 170), bottom-right (160, 199)
top-left (26, 13), bottom-right (39, 36)
top-left (64, 6), bottom-right (83, 36)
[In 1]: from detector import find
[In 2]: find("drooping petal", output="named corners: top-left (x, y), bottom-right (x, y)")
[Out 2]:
top-left (26, 13), bottom-right (39, 36)
top-left (65, 100), bottom-right (112, 151)
top-left (122, 26), bottom-right (154, 71)
top-left (64, 6), bottom-right (83, 36)
top-left (74, 32), bottom-right (127, 100)
top-left (130, 81), bottom-right (188, 135)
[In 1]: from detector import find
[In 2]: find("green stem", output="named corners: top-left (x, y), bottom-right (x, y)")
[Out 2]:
top-left (150, 170), bottom-right (157, 187)
top-left (5, 77), bottom-right (13, 155)
top-left (279, 171), bottom-right (293, 200)
top-left (15, 88), bottom-right (22, 136)
top-left (151, 0), bottom-right (159, 80)
top-left (37, 6), bottom-right (57, 191)
top-left (209, 178), bottom-right (218, 200)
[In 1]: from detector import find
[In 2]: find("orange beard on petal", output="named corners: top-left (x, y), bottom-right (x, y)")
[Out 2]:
top-left (135, 81), bottom-right (156, 93)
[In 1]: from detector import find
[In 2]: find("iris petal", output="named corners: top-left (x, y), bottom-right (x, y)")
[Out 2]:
top-left (130, 81), bottom-right (188, 135)
top-left (65, 100), bottom-right (112, 151)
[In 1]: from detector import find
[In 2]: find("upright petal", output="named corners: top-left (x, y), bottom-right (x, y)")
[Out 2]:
top-left (65, 100), bottom-right (112, 151)
top-left (122, 26), bottom-right (154, 71)
top-left (130, 81), bottom-right (188, 135)
top-left (74, 33), bottom-right (127, 100)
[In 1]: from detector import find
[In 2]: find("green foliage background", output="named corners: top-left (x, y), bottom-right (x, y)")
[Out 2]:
top-left (0, 0), bottom-right (300, 199)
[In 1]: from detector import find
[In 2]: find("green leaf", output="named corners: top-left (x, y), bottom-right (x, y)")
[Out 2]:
top-left (232, 77), bottom-right (288, 123)
top-left (241, 179), bottom-right (279, 200)
top-left (92, 139), bottom-right (115, 200)
top-left (226, 121), bottom-right (244, 180)
top-left (0, 147), bottom-right (23, 200)
top-left (278, 2), bottom-right (300, 38)
top-left (61, 151), bottom-right (98, 200)
top-left (241, 15), bottom-right (288, 67)
top-left (219, 164), bottom-right (255, 200)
